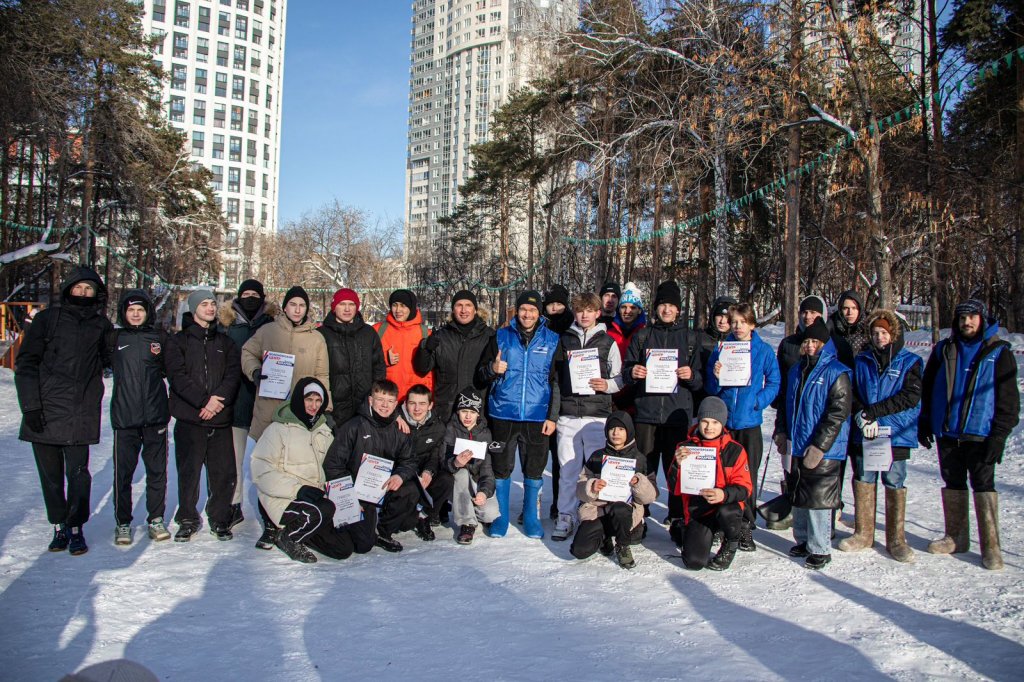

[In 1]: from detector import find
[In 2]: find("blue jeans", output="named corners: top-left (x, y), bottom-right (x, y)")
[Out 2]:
top-left (854, 458), bottom-right (907, 490)
top-left (793, 507), bottom-right (832, 555)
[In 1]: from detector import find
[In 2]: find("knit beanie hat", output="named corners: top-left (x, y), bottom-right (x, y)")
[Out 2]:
top-left (799, 295), bottom-right (825, 316)
top-left (455, 387), bottom-right (484, 414)
top-left (653, 280), bottom-right (682, 309)
top-left (954, 299), bottom-right (986, 319)
top-left (237, 278), bottom-right (265, 299)
top-left (870, 315), bottom-right (892, 334)
top-left (516, 290), bottom-right (543, 311)
top-left (619, 281), bottom-right (644, 310)
top-left (802, 317), bottom-right (831, 343)
top-left (331, 288), bottom-right (360, 312)
top-left (451, 290), bottom-right (478, 309)
top-left (283, 285), bottom-right (310, 309)
top-left (599, 281), bottom-right (621, 298)
top-left (543, 284), bottom-right (570, 307)
top-left (710, 296), bottom-right (738, 319)
top-left (389, 289), bottom-right (418, 315)
top-left (697, 396), bottom-right (729, 426)
top-left (187, 289), bottom-right (216, 314)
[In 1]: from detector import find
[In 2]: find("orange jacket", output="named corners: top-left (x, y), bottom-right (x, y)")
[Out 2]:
top-left (668, 426), bottom-right (752, 525)
top-left (373, 309), bottom-right (434, 402)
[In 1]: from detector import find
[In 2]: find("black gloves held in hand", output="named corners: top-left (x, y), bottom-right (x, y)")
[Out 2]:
top-left (23, 409), bottom-right (46, 433)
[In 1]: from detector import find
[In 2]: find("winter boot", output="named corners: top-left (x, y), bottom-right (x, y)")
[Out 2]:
top-left (738, 524), bottom-right (756, 552)
top-left (884, 487), bottom-right (914, 563)
top-left (68, 527), bottom-right (88, 556)
top-left (255, 525), bottom-right (279, 550)
top-left (805, 553), bottom-right (832, 570)
top-left (927, 488), bottom-right (970, 554)
top-left (974, 491), bottom-right (1003, 570)
top-left (275, 532), bottom-right (317, 564)
top-left (48, 524), bottom-right (69, 552)
top-left (708, 541), bottom-right (739, 571)
top-left (616, 543), bottom-right (636, 569)
top-left (839, 480), bottom-right (877, 552)
top-left (228, 503), bottom-right (244, 530)
top-left (522, 478), bottom-right (545, 539)
top-left (375, 533), bottom-right (403, 553)
top-left (414, 516), bottom-right (436, 542)
top-left (488, 478), bottom-right (512, 538)
top-left (457, 525), bottom-right (476, 545)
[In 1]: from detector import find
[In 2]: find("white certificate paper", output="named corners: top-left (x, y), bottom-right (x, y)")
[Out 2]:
top-left (353, 454), bottom-right (394, 505)
top-left (863, 426), bottom-right (893, 472)
top-left (326, 476), bottom-right (362, 527)
top-left (257, 351), bottom-right (296, 399)
top-left (645, 348), bottom-right (679, 394)
top-left (454, 437), bottom-right (488, 460)
top-left (676, 446), bottom-right (718, 495)
top-left (568, 347), bottom-right (602, 395)
top-left (598, 455), bottom-right (637, 503)
top-left (718, 341), bottom-right (752, 387)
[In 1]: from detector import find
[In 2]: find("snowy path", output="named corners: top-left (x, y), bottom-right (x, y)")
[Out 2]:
top-left (1, 327), bottom-right (1023, 680)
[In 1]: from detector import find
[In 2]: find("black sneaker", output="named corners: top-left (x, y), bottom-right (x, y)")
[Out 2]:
top-left (738, 525), bottom-right (756, 552)
top-left (228, 504), bottom-right (244, 529)
top-left (174, 522), bottom-right (200, 542)
top-left (68, 527), bottom-right (88, 556)
top-left (788, 542), bottom-right (809, 558)
top-left (427, 514), bottom-right (442, 528)
top-left (457, 525), bottom-right (476, 545)
top-left (48, 524), bottom-right (69, 552)
top-left (708, 541), bottom-right (738, 571)
top-left (255, 526), bottom-right (279, 550)
top-left (414, 517), bottom-right (436, 542)
top-left (209, 525), bottom-right (233, 541)
top-left (375, 533), bottom-right (403, 553)
top-left (805, 553), bottom-right (832, 570)
top-left (599, 536), bottom-right (615, 556)
top-left (275, 532), bottom-right (317, 563)
top-left (616, 544), bottom-right (636, 569)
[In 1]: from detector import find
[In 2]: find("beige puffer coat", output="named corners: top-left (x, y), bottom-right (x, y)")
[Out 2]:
top-left (577, 444), bottom-right (658, 530)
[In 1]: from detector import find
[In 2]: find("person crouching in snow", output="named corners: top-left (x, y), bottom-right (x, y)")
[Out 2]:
top-left (570, 411), bottom-right (656, 569)
top-left (443, 388), bottom-right (501, 545)
top-left (669, 397), bottom-right (753, 571)
top-left (250, 378), bottom-right (354, 563)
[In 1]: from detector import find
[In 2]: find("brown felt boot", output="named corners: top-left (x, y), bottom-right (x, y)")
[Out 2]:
top-left (927, 488), bottom-right (970, 554)
top-left (838, 480), bottom-right (876, 552)
top-left (884, 487), bottom-right (914, 563)
top-left (974, 492), bottom-right (1003, 570)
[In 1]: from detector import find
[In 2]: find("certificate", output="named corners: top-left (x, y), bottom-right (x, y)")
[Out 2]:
top-left (454, 437), bottom-right (488, 461)
top-left (568, 347), bottom-right (602, 395)
top-left (676, 446), bottom-right (718, 495)
top-left (326, 476), bottom-right (362, 527)
top-left (718, 341), bottom-right (752, 387)
top-left (353, 454), bottom-right (394, 505)
top-left (863, 426), bottom-right (893, 472)
top-left (257, 351), bottom-right (295, 399)
top-left (598, 455), bottom-right (637, 503)
top-left (645, 348), bottom-right (679, 394)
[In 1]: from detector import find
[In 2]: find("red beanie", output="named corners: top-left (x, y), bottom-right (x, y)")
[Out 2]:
top-left (331, 288), bottom-right (360, 312)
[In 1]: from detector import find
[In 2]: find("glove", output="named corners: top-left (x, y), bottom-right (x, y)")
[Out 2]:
top-left (918, 431), bottom-right (934, 449)
top-left (773, 433), bottom-right (787, 452)
top-left (862, 420), bottom-right (879, 440)
top-left (251, 369), bottom-right (267, 387)
top-left (424, 334), bottom-right (441, 353)
top-left (23, 409), bottom-right (46, 433)
top-left (802, 445), bottom-right (825, 470)
top-left (983, 437), bottom-right (1006, 466)
top-left (296, 485), bottom-right (325, 504)
top-left (854, 411), bottom-right (869, 431)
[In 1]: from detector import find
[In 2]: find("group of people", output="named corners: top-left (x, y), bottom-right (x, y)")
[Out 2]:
top-left (14, 267), bottom-right (1018, 573)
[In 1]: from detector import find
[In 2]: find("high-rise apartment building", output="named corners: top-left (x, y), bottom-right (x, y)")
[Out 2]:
top-left (140, 0), bottom-right (287, 290)
top-left (404, 0), bottom-right (577, 265)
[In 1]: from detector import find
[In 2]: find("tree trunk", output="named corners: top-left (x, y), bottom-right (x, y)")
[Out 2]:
top-left (784, 0), bottom-right (803, 336)
top-left (712, 146), bottom-right (729, 297)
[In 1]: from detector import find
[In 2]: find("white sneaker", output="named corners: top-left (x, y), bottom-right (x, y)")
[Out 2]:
top-left (552, 514), bottom-right (575, 541)
top-left (114, 524), bottom-right (132, 546)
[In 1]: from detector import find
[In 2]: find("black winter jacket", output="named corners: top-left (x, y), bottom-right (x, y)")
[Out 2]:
top-left (15, 267), bottom-right (112, 445)
top-left (323, 401), bottom-right (417, 485)
top-left (773, 331), bottom-right (804, 436)
top-left (442, 417), bottom-right (498, 498)
top-left (218, 299), bottom-right (276, 429)
top-left (107, 289), bottom-right (169, 430)
top-left (402, 405), bottom-right (447, 475)
top-left (831, 290), bottom-right (870, 369)
top-left (164, 322), bottom-right (240, 427)
top-left (318, 313), bottom-right (386, 426)
top-left (412, 315), bottom-right (494, 422)
top-left (623, 320), bottom-right (703, 426)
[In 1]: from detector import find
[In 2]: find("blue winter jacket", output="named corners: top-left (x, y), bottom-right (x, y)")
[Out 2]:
top-left (853, 348), bottom-right (922, 448)
top-left (705, 331), bottom-right (781, 430)
top-left (487, 318), bottom-right (559, 423)
top-left (928, 321), bottom-right (1012, 440)
top-left (786, 339), bottom-right (852, 460)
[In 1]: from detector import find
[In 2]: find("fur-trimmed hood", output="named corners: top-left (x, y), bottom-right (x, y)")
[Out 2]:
top-left (864, 308), bottom-right (905, 362)
top-left (219, 299), bottom-right (279, 328)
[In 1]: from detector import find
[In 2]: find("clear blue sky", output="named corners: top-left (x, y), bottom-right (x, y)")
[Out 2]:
top-left (278, 3), bottom-right (410, 227)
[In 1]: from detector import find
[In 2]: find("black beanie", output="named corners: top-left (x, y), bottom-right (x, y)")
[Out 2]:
top-left (600, 281), bottom-right (621, 298)
top-left (799, 295), bottom-right (825, 316)
top-left (710, 296), bottom-right (738, 319)
top-left (282, 285), bottom-right (310, 310)
top-left (389, 289), bottom-right (418, 315)
top-left (544, 284), bottom-right (570, 307)
top-left (454, 386), bottom-right (485, 415)
top-left (237, 278), bottom-right (265, 299)
top-left (451, 290), bottom-right (478, 309)
top-left (802, 317), bottom-right (830, 343)
top-left (653, 280), bottom-right (682, 309)
top-left (516, 290), bottom-right (543, 310)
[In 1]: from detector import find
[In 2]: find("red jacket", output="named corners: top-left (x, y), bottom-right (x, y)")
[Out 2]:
top-left (668, 426), bottom-right (752, 525)
top-left (607, 317), bottom-right (646, 414)
top-left (373, 309), bottom-right (434, 402)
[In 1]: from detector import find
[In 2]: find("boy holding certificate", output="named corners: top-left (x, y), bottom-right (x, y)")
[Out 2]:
top-left (442, 388), bottom-right (501, 544)
top-left (669, 397), bottom-right (752, 571)
top-left (323, 380), bottom-right (419, 553)
top-left (570, 412), bottom-right (656, 569)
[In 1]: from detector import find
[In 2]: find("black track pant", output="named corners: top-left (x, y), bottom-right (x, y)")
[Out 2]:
top-left (347, 504), bottom-right (383, 553)
top-left (682, 502), bottom-right (744, 570)
top-left (635, 423), bottom-right (688, 518)
top-left (731, 426), bottom-right (763, 527)
top-left (938, 438), bottom-right (996, 492)
top-left (33, 444), bottom-right (91, 527)
top-left (281, 497), bottom-right (355, 560)
top-left (113, 426), bottom-right (168, 525)
top-left (570, 502), bottom-right (642, 560)
top-left (549, 433), bottom-right (560, 508)
top-left (412, 470), bottom-right (455, 522)
top-left (378, 479), bottom-right (422, 536)
top-left (173, 422), bottom-right (235, 528)
top-left (490, 418), bottom-right (548, 479)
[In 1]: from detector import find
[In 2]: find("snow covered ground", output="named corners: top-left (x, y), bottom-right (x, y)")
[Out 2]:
top-left (2, 328), bottom-right (1023, 681)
